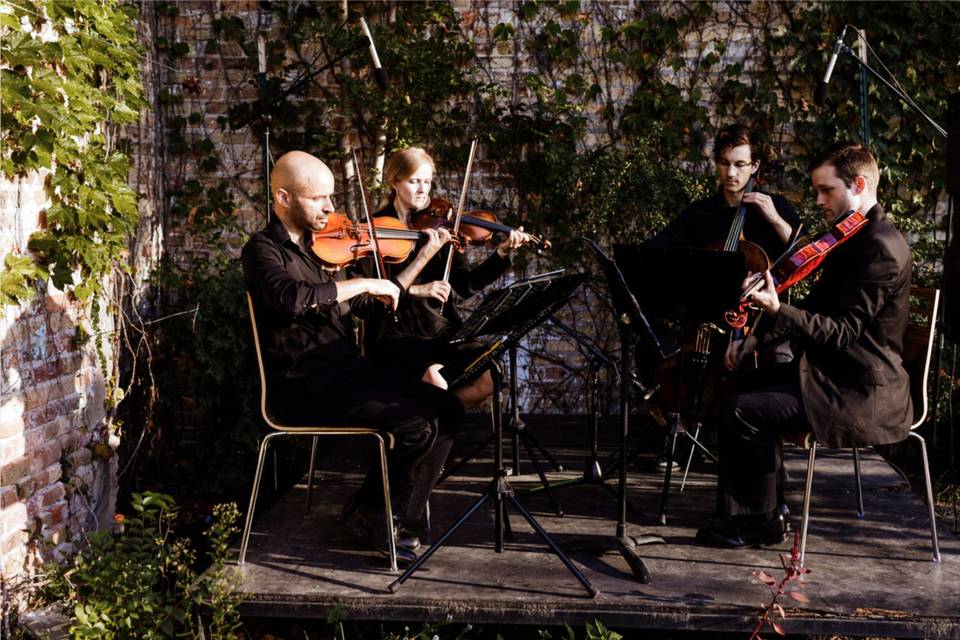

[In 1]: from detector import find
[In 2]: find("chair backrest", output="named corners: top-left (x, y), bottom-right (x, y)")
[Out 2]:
top-left (901, 287), bottom-right (940, 430)
top-left (246, 292), bottom-right (279, 430)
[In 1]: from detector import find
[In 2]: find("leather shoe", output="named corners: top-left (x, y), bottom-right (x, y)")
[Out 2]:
top-left (393, 516), bottom-right (420, 551)
top-left (341, 498), bottom-right (417, 565)
top-left (696, 513), bottom-right (788, 548)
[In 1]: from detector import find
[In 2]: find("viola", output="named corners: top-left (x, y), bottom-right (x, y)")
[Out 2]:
top-left (410, 197), bottom-right (551, 251)
top-left (311, 212), bottom-right (460, 269)
top-left (724, 209), bottom-right (869, 329)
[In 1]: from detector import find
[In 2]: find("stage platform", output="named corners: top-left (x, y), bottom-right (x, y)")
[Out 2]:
top-left (225, 416), bottom-right (960, 638)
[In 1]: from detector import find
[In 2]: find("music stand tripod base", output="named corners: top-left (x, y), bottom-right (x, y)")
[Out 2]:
top-left (387, 366), bottom-right (598, 598)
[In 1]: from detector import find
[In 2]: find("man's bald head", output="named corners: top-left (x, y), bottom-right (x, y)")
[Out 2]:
top-left (271, 151), bottom-right (333, 202)
top-left (270, 151), bottom-right (336, 238)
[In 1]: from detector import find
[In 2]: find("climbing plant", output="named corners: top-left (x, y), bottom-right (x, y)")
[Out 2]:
top-left (121, 0), bottom-right (960, 494)
top-left (0, 0), bottom-right (145, 304)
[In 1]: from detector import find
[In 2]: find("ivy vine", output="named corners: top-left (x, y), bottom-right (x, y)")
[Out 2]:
top-left (0, 0), bottom-right (145, 305)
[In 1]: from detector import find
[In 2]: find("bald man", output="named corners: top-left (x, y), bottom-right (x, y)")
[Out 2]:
top-left (241, 151), bottom-right (464, 565)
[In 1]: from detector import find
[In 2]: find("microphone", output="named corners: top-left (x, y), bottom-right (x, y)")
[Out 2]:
top-left (359, 17), bottom-right (389, 92)
top-left (815, 26), bottom-right (847, 106)
top-left (256, 34), bottom-right (267, 90)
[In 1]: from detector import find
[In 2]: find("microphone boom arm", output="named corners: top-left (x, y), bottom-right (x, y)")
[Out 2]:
top-left (835, 43), bottom-right (947, 138)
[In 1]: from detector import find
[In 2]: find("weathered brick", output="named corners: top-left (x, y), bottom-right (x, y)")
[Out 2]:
top-left (0, 529), bottom-right (28, 556)
top-left (0, 502), bottom-right (28, 536)
top-left (68, 446), bottom-right (93, 468)
top-left (15, 477), bottom-right (36, 501)
top-left (42, 463), bottom-right (63, 486)
top-left (32, 440), bottom-right (62, 471)
top-left (0, 486), bottom-right (17, 509)
top-left (39, 500), bottom-right (66, 527)
top-left (1, 455), bottom-right (30, 486)
top-left (38, 483), bottom-right (65, 507)
top-left (41, 521), bottom-right (66, 545)
top-left (0, 438), bottom-right (24, 465)
top-left (33, 361), bottom-right (60, 383)
top-left (0, 416), bottom-right (23, 439)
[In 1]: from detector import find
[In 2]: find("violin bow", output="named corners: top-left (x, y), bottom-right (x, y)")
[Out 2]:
top-left (352, 149), bottom-right (395, 318)
top-left (439, 137), bottom-right (479, 313)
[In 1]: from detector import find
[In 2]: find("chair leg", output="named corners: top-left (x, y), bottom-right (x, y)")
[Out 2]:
top-left (375, 434), bottom-right (398, 574)
top-left (305, 435), bottom-right (319, 512)
top-left (272, 449), bottom-right (279, 491)
top-left (799, 442), bottom-right (817, 568)
top-left (240, 432), bottom-right (285, 566)
top-left (679, 424), bottom-right (701, 491)
top-left (852, 447), bottom-right (864, 518)
top-left (909, 431), bottom-right (942, 563)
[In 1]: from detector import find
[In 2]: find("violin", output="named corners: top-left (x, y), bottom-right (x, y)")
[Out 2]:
top-left (311, 212), bottom-right (461, 270)
top-left (724, 209), bottom-right (869, 329)
top-left (410, 197), bottom-right (551, 251)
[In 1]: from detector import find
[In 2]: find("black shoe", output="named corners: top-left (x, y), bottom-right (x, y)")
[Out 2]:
top-left (342, 499), bottom-right (417, 565)
top-left (393, 516), bottom-right (421, 551)
top-left (779, 504), bottom-right (792, 533)
top-left (696, 513), bottom-right (788, 548)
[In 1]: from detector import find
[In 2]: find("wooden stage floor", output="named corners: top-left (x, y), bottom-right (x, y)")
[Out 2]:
top-left (226, 416), bottom-right (960, 638)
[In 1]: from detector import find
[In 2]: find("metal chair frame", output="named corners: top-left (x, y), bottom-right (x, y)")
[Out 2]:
top-left (239, 293), bottom-right (399, 573)
top-left (796, 287), bottom-right (942, 567)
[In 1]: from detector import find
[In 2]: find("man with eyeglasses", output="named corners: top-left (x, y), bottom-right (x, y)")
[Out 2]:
top-left (650, 123), bottom-right (799, 259)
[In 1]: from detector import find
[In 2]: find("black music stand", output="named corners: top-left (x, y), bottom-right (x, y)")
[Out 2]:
top-left (578, 238), bottom-right (678, 583)
top-left (389, 273), bottom-right (597, 597)
top-left (614, 244), bottom-right (747, 523)
top-left (438, 272), bottom-right (578, 517)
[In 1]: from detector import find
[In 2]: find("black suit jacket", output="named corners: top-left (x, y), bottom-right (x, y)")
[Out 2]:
top-left (754, 204), bottom-right (913, 447)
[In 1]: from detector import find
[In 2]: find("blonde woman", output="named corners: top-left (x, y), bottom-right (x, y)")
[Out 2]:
top-left (363, 147), bottom-right (531, 408)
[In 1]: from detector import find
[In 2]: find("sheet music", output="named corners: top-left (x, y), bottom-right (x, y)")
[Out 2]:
top-left (447, 273), bottom-right (587, 387)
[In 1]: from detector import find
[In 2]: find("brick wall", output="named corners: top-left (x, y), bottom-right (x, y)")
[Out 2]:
top-left (0, 174), bottom-right (119, 595)
top-left (0, 9), bottom-right (162, 604)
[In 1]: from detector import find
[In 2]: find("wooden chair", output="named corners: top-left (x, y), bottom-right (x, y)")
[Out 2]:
top-left (794, 287), bottom-right (941, 567)
top-left (239, 293), bottom-right (399, 572)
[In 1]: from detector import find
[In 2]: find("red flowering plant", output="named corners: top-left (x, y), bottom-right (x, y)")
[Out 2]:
top-left (749, 531), bottom-right (812, 639)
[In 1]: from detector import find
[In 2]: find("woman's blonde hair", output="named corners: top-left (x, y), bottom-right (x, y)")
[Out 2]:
top-left (383, 147), bottom-right (435, 203)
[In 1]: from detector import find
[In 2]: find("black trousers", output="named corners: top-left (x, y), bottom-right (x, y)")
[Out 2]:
top-left (716, 363), bottom-right (809, 518)
top-left (270, 361), bottom-right (464, 522)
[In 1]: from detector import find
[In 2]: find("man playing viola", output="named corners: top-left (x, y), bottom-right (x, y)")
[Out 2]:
top-left (651, 123), bottom-right (800, 259)
top-left (697, 142), bottom-right (912, 548)
top-left (241, 150), bottom-right (464, 565)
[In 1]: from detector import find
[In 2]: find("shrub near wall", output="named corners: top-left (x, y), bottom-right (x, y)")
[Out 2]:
top-left (0, 0), bottom-right (145, 601)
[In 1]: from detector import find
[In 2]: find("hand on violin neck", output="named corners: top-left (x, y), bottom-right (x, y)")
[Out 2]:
top-left (742, 270), bottom-right (780, 317)
top-left (497, 227), bottom-right (532, 256)
top-left (419, 227), bottom-right (453, 258)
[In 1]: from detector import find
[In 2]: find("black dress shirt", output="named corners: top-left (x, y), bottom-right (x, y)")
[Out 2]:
top-left (650, 190), bottom-right (800, 260)
top-left (241, 216), bottom-right (385, 382)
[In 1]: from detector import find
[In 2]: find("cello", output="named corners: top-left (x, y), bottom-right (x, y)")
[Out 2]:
top-left (664, 175), bottom-right (771, 421)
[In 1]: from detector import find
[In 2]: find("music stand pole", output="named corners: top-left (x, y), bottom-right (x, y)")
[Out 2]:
top-left (615, 322), bottom-right (653, 583)
top-left (525, 318), bottom-right (634, 510)
top-left (389, 363), bottom-right (597, 597)
top-left (507, 345), bottom-right (566, 516)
